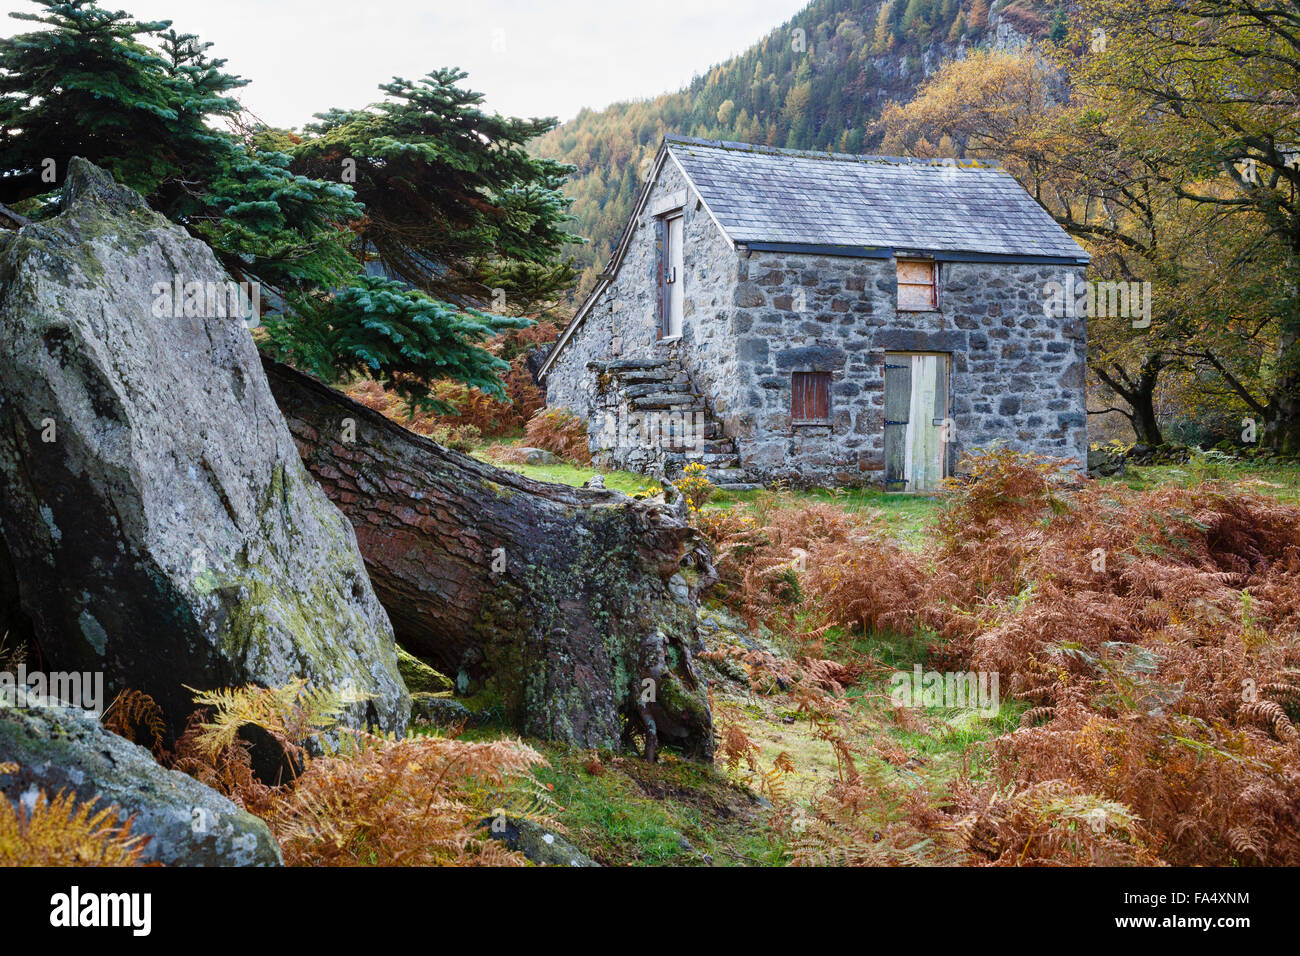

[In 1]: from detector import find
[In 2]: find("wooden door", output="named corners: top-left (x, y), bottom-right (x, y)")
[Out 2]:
top-left (666, 215), bottom-right (684, 338)
top-left (883, 352), bottom-right (949, 492)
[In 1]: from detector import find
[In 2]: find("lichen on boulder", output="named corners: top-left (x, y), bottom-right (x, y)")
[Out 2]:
top-left (0, 158), bottom-right (409, 739)
top-left (397, 645), bottom-right (454, 694)
top-left (0, 686), bottom-right (282, 866)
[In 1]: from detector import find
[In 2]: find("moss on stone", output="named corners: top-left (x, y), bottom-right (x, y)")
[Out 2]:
top-left (396, 645), bottom-right (453, 693)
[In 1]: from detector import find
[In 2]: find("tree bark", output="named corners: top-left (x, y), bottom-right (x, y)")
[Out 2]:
top-left (1266, 319), bottom-right (1300, 455)
top-left (262, 358), bottom-right (716, 759)
top-left (1094, 355), bottom-right (1166, 447)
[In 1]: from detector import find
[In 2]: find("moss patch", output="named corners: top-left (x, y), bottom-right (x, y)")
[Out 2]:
top-left (396, 645), bottom-right (453, 694)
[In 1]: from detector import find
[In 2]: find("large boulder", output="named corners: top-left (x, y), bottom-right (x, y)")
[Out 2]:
top-left (0, 158), bottom-right (409, 739)
top-left (0, 687), bottom-right (282, 866)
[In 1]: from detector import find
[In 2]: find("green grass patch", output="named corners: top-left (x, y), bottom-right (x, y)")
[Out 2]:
top-left (530, 746), bottom-right (783, 866)
top-left (823, 624), bottom-right (939, 671)
top-left (1109, 459), bottom-right (1300, 503)
top-left (472, 457), bottom-right (662, 497)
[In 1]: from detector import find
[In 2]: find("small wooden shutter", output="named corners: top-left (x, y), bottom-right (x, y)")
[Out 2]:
top-left (883, 358), bottom-right (912, 490)
top-left (791, 372), bottom-right (830, 423)
top-left (897, 259), bottom-right (938, 310)
top-left (654, 217), bottom-right (668, 337)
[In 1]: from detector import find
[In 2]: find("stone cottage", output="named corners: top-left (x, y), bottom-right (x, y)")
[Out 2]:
top-left (537, 136), bottom-right (1089, 490)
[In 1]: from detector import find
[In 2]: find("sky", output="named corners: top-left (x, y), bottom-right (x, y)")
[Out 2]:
top-left (0, 0), bottom-right (808, 128)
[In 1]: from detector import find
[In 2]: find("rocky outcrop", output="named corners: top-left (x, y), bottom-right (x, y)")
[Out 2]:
top-left (0, 158), bottom-right (409, 739)
top-left (0, 687), bottom-right (282, 866)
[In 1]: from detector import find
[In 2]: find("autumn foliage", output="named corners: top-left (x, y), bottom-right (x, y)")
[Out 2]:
top-left (170, 681), bottom-right (553, 866)
top-left (0, 770), bottom-right (148, 867)
top-left (520, 407), bottom-right (592, 465)
top-left (344, 321), bottom-right (559, 448)
top-left (699, 449), bottom-right (1300, 865)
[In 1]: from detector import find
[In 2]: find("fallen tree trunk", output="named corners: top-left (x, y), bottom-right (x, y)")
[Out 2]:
top-left (262, 358), bottom-right (716, 759)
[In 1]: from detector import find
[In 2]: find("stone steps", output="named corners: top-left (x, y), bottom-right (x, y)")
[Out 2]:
top-left (621, 381), bottom-right (691, 399)
top-left (663, 451), bottom-right (741, 468)
top-left (629, 392), bottom-right (700, 410)
top-left (601, 359), bottom-right (671, 370)
top-left (591, 356), bottom-right (758, 487)
top-left (617, 369), bottom-right (679, 385)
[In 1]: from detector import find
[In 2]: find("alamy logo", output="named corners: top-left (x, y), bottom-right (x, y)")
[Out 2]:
top-left (1042, 274), bottom-right (1151, 328)
top-left (50, 886), bottom-right (151, 936)
top-left (599, 409), bottom-right (705, 452)
top-left (0, 665), bottom-right (104, 713)
top-left (151, 276), bottom-right (261, 328)
top-left (889, 664), bottom-right (1000, 716)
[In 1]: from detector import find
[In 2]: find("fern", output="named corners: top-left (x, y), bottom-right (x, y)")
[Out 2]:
top-left (184, 679), bottom-right (354, 764)
top-left (0, 785), bottom-right (148, 867)
top-left (102, 689), bottom-right (169, 758)
top-left (166, 682), bottom-right (557, 866)
top-left (269, 732), bottom-right (551, 866)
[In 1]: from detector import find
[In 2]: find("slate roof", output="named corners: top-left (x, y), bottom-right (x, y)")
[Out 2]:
top-left (666, 136), bottom-right (1088, 263)
top-left (537, 136), bottom-right (1088, 379)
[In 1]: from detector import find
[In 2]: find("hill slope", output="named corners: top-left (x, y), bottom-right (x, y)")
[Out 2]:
top-left (534, 0), bottom-right (1063, 295)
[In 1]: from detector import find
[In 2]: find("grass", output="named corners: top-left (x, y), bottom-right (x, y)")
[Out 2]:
top-left (528, 745), bottom-right (783, 866)
top-left (422, 701), bottom-right (785, 866)
top-left (450, 449), bottom-right (1300, 865)
top-left (877, 696), bottom-right (1029, 779)
top-left (470, 456), bottom-right (663, 498)
top-left (471, 451), bottom-right (944, 543)
top-left (1108, 459), bottom-right (1300, 504)
top-left (821, 622), bottom-right (937, 671)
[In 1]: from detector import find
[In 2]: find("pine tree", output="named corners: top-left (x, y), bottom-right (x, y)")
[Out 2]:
top-left (261, 276), bottom-right (531, 413)
top-left (0, 1), bottom-right (358, 295)
top-left (0, 1), bottom-right (577, 406)
top-left (873, 1), bottom-right (895, 53)
top-left (889, 0), bottom-right (910, 46)
top-left (902, 0), bottom-right (928, 32)
top-left (291, 69), bottom-right (577, 310)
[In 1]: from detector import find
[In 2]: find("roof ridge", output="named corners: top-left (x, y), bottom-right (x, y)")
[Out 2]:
top-left (662, 134), bottom-right (1003, 170)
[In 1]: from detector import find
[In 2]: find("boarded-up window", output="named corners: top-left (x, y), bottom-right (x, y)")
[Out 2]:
top-left (897, 259), bottom-right (938, 310)
top-left (791, 371), bottom-right (831, 424)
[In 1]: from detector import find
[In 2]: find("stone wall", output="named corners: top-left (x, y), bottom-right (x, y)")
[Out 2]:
top-left (725, 252), bottom-right (1088, 484)
top-left (543, 157), bottom-right (740, 466)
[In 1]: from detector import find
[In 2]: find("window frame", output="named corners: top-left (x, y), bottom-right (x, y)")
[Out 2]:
top-left (657, 213), bottom-right (685, 340)
top-left (895, 257), bottom-right (939, 312)
top-left (790, 370), bottom-right (832, 426)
